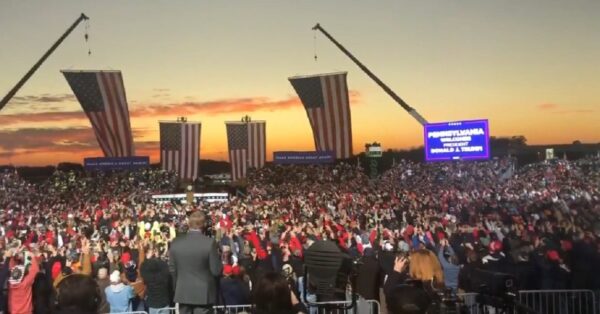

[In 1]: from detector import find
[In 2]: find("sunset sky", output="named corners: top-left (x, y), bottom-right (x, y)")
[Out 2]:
top-left (1, 1), bottom-right (599, 166)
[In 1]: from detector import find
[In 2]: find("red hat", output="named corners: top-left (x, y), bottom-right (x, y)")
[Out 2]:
top-left (489, 240), bottom-right (503, 253)
top-left (223, 265), bottom-right (233, 276)
top-left (121, 251), bottom-right (131, 264)
top-left (51, 261), bottom-right (62, 280)
top-left (547, 250), bottom-right (560, 262)
top-left (560, 240), bottom-right (573, 252)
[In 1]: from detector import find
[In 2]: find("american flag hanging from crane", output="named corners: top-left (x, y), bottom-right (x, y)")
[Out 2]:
top-left (62, 70), bottom-right (135, 157)
top-left (226, 120), bottom-right (266, 182)
top-left (160, 121), bottom-right (201, 180)
top-left (289, 72), bottom-right (353, 159)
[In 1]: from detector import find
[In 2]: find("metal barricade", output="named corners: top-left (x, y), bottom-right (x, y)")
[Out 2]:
top-left (213, 304), bottom-right (253, 314)
top-left (518, 290), bottom-right (597, 314)
top-left (456, 292), bottom-right (483, 314)
top-left (305, 300), bottom-right (381, 314)
top-left (156, 306), bottom-right (179, 314)
top-left (213, 300), bottom-right (381, 314)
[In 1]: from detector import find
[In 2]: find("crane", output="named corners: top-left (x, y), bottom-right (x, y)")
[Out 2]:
top-left (0, 13), bottom-right (89, 111)
top-left (312, 23), bottom-right (429, 125)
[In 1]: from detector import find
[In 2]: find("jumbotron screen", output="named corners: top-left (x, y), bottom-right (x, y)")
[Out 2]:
top-left (424, 119), bottom-right (490, 161)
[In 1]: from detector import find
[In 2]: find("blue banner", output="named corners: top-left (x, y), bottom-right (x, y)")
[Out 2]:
top-left (84, 156), bottom-right (150, 171)
top-left (424, 119), bottom-right (490, 161)
top-left (273, 151), bottom-right (335, 164)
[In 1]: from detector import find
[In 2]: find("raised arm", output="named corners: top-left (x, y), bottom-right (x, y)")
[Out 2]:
top-left (209, 240), bottom-right (222, 277)
top-left (22, 253), bottom-right (40, 286)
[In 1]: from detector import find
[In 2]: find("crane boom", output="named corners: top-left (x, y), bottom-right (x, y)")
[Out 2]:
top-left (312, 23), bottom-right (428, 125)
top-left (0, 13), bottom-right (89, 111)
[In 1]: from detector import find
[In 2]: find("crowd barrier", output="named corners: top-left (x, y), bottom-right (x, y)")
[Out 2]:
top-left (518, 289), bottom-right (597, 314)
top-left (213, 304), bottom-right (253, 313)
top-left (156, 306), bottom-right (179, 314)
top-left (457, 290), bottom-right (598, 314)
top-left (212, 300), bottom-right (381, 314)
top-left (106, 290), bottom-right (599, 314)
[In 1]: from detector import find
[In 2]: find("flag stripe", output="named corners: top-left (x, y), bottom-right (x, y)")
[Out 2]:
top-left (105, 73), bottom-right (128, 156)
top-left (95, 74), bottom-right (122, 157)
top-left (160, 122), bottom-right (201, 180)
top-left (98, 73), bottom-right (124, 156)
top-left (340, 75), bottom-right (352, 157)
top-left (259, 123), bottom-right (265, 166)
top-left (331, 76), bottom-right (343, 158)
top-left (227, 122), bottom-right (266, 181)
top-left (101, 73), bottom-right (122, 156)
top-left (326, 76), bottom-right (341, 158)
top-left (105, 73), bottom-right (134, 156)
top-left (63, 70), bottom-right (135, 157)
top-left (182, 125), bottom-right (187, 179)
top-left (290, 73), bottom-right (353, 159)
top-left (193, 124), bottom-right (200, 178)
top-left (108, 72), bottom-right (135, 156)
top-left (86, 111), bottom-right (112, 157)
top-left (321, 76), bottom-right (333, 152)
top-left (306, 109), bottom-right (320, 150)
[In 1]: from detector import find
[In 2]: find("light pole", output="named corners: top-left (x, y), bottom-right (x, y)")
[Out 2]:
top-left (365, 142), bottom-right (382, 179)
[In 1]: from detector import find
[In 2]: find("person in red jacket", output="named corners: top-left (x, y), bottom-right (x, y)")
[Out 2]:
top-left (8, 249), bottom-right (40, 314)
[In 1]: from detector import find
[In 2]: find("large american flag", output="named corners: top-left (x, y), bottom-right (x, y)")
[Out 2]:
top-left (226, 121), bottom-right (266, 181)
top-left (289, 72), bottom-right (353, 159)
top-left (160, 122), bottom-right (201, 180)
top-left (63, 70), bottom-right (135, 157)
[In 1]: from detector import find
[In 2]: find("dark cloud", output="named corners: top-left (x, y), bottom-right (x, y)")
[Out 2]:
top-left (0, 127), bottom-right (96, 151)
top-left (151, 94), bottom-right (170, 98)
top-left (9, 93), bottom-right (75, 105)
top-left (0, 111), bottom-right (85, 125)
top-left (0, 127), bottom-right (150, 153)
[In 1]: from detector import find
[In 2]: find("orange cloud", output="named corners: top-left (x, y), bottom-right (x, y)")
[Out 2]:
top-left (535, 103), bottom-right (597, 114)
top-left (537, 103), bottom-right (559, 110)
top-left (0, 91), bottom-right (361, 126)
top-left (131, 97), bottom-right (300, 118)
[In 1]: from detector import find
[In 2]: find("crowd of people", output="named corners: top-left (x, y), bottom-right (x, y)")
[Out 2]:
top-left (0, 156), bottom-right (599, 314)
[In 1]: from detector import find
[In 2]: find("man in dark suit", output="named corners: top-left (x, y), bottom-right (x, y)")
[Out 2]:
top-left (356, 248), bottom-right (380, 301)
top-left (169, 211), bottom-right (222, 314)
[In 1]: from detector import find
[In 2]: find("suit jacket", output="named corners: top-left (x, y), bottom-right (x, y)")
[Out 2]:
top-left (356, 255), bottom-right (380, 300)
top-left (169, 231), bottom-right (222, 305)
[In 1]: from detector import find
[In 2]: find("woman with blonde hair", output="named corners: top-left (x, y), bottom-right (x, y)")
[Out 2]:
top-left (408, 249), bottom-right (445, 289)
top-left (383, 249), bottom-right (445, 314)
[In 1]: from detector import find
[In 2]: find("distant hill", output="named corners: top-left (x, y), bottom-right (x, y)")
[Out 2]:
top-left (198, 159), bottom-right (230, 175)
top-left (2, 138), bottom-right (598, 182)
top-left (0, 159), bottom-right (231, 182)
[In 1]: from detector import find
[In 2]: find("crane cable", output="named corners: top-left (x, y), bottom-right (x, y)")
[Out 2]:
top-left (313, 28), bottom-right (318, 61)
top-left (84, 19), bottom-right (91, 56)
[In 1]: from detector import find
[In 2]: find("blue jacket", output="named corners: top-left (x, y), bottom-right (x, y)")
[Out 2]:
top-left (105, 284), bottom-right (135, 313)
top-left (437, 246), bottom-right (460, 290)
top-left (412, 234), bottom-right (431, 249)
